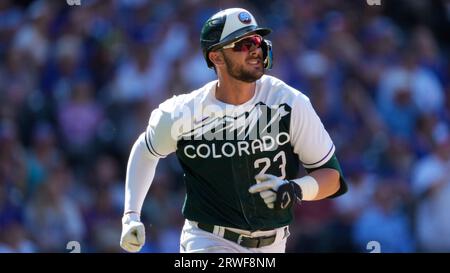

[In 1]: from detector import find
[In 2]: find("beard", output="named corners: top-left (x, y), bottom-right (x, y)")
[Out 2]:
top-left (223, 54), bottom-right (264, 83)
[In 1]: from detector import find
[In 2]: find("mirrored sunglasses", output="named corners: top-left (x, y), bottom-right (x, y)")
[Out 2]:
top-left (222, 35), bottom-right (263, 52)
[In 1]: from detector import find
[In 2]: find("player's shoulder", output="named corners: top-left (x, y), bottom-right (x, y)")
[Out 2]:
top-left (258, 75), bottom-right (310, 106)
top-left (158, 81), bottom-right (216, 114)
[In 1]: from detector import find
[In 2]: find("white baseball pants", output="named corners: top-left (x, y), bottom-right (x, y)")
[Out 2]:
top-left (179, 220), bottom-right (289, 253)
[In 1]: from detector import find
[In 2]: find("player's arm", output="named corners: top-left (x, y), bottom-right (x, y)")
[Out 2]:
top-left (289, 92), bottom-right (347, 199)
top-left (120, 105), bottom-right (178, 252)
top-left (120, 133), bottom-right (158, 253)
top-left (123, 133), bottom-right (159, 218)
top-left (303, 152), bottom-right (347, 200)
top-left (302, 167), bottom-right (339, 200)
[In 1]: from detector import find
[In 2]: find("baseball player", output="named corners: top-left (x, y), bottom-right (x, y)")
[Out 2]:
top-left (120, 8), bottom-right (347, 253)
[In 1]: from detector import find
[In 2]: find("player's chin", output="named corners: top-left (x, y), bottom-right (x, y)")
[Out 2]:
top-left (247, 63), bottom-right (264, 74)
top-left (243, 71), bottom-right (264, 83)
top-left (237, 66), bottom-right (264, 82)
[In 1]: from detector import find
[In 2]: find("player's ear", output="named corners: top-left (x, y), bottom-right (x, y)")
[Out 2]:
top-left (209, 51), bottom-right (224, 67)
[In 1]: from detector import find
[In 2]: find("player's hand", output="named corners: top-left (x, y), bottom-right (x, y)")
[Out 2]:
top-left (248, 174), bottom-right (302, 210)
top-left (120, 212), bottom-right (145, 252)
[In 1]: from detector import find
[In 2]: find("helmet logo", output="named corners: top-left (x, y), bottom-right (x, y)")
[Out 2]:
top-left (238, 12), bottom-right (252, 24)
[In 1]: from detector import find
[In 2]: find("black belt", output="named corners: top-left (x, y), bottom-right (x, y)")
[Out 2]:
top-left (197, 223), bottom-right (276, 248)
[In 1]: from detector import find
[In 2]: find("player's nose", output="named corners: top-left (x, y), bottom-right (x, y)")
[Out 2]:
top-left (248, 47), bottom-right (263, 59)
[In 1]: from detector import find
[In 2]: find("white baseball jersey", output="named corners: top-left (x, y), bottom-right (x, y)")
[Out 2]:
top-left (144, 75), bottom-right (336, 230)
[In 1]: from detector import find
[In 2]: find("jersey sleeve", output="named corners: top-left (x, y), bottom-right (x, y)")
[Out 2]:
top-left (144, 99), bottom-right (178, 158)
top-left (289, 93), bottom-right (335, 168)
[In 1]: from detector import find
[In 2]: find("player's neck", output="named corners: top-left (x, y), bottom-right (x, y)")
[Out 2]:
top-left (215, 77), bottom-right (256, 106)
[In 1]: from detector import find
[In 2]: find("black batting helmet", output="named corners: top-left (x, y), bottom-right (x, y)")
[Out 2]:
top-left (200, 8), bottom-right (273, 69)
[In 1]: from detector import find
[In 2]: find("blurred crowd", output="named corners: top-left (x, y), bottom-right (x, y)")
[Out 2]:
top-left (0, 0), bottom-right (449, 253)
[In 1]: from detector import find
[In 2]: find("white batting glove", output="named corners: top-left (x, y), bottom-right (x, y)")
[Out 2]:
top-left (248, 174), bottom-right (302, 210)
top-left (120, 212), bottom-right (145, 253)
